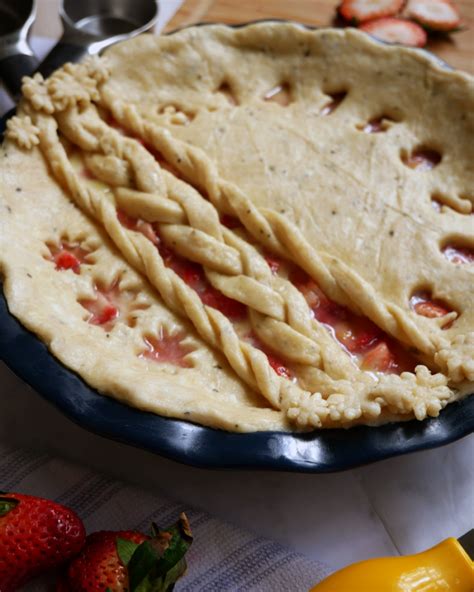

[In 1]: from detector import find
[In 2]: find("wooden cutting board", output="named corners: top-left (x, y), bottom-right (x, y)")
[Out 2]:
top-left (166, 0), bottom-right (474, 74)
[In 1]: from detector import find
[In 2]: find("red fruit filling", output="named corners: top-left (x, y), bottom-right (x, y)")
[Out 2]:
top-left (46, 242), bottom-right (90, 274)
top-left (289, 268), bottom-right (417, 374)
top-left (402, 148), bottom-right (441, 170)
top-left (117, 211), bottom-right (247, 322)
top-left (410, 291), bottom-right (452, 318)
top-left (264, 253), bottom-right (283, 275)
top-left (442, 244), bottom-right (474, 264)
top-left (79, 288), bottom-right (119, 330)
top-left (140, 329), bottom-right (194, 367)
top-left (246, 333), bottom-right (292, 378)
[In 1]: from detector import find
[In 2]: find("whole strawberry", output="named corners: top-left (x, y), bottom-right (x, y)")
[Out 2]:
top-left (0, 492), bottom-right (86, 591)
top-left (58, 513), bottom-right (193, 592)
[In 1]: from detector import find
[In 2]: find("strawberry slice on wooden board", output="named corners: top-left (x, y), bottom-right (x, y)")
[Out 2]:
top-left (359, 17), bottom-right (428, 46)
top-left (59, 514), bottom-right (192, 592)
top-left (0, 493), bottom-right (85, 591)
top-left (339, 0), bottom-right (404, 23)
top-left (406, 0), bottom-right (461, 31)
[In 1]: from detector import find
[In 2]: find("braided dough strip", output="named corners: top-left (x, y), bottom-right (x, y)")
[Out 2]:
top-left (104, 99), bottom-right (462, 364)
top-left (55, 105), bottom-right (369, 375)
top-left (36, 112), bottom-right (323, 413)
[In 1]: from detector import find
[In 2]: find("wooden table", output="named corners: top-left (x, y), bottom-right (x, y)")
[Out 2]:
top-left (167, 0), bottom-right (474, 74)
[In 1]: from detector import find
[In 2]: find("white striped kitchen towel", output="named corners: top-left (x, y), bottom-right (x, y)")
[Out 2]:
top-left (0, 444), bottom-right (332, 591)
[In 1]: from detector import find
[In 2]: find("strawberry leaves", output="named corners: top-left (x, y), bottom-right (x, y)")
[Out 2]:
top-left (116, 513), bottom-right (192, 592)
top-left (0, 497), bottom-right (19, 517)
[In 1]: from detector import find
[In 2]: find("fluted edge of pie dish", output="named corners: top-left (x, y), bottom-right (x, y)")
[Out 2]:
top-left (0, 21), bottom-right (472, 472)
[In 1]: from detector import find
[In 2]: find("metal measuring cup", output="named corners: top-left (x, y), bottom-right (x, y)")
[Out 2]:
top-left (38, 0), bottom-right (159, 78)
top-left (0, 0), bottom-right (38, 98)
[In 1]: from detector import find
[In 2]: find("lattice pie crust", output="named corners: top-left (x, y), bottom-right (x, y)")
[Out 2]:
top-left (1, 24), bottom-right (473, 431)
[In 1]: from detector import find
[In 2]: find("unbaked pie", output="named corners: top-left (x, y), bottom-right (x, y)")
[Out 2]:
top-left (1, 23), bottom-right (473, 431)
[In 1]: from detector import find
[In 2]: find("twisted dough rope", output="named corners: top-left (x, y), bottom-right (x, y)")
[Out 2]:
top-left (34, 106), bottom-right (455, 426)
top-left (105, 100), bottom-right (460, 353)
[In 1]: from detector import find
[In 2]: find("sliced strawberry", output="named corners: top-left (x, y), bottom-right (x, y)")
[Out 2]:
top-left (406, 0), bottom-right (461, 32)
top-left (338, 321), bottom-right (382, 353)
top-left (361, 341), bottom-right (397, 372)
top-left (141, 329), bottom-right (194, 367)
top-left (443, 245), bottom-right (474, 264)
top-left (339, 0), bottom-right (404, 23)
top-left (359, 18), bottom-right (428, 47)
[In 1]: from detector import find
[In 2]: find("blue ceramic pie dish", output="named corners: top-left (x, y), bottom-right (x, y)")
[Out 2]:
top-left (1, 22), bottom-right (473, 472)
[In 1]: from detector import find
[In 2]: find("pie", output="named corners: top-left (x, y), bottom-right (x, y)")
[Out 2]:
top-left (1, 23), bottom-right (473, 432)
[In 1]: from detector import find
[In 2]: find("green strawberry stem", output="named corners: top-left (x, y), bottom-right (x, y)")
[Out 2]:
top-left (116, 513), bottom-right (193, 592)
top-left (0, 496), bottom-right (19, 516)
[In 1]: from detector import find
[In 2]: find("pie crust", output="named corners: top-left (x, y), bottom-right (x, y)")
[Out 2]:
top-left (1, 23), bottom-right (473, 432)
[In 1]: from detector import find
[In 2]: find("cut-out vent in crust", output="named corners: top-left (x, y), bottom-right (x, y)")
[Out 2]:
top-left (78, 278), bottom-right (149, 331)
top-left (140, 328), bottom-right (195, 367)
top-left (263, 83), bottom-right (292, 106)
top-left (401, 146), bottom-right (442, 170)
top-left (320, 91), bottom-right (347, 116)
top-left (442, 243), bottom-right (474, 264)
top-left (410, 290), bottom-right (456, 328)
top-left (45, 241), bottom-right (93, 274)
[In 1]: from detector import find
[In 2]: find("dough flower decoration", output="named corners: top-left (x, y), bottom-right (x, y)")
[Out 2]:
top-left (434, 332), bottom-right (474, 383)
top-left (5, 116), bottom-right (40, 150)
top-left (21, 58), bottom-right (110, 115)
top-left (22, 73), bottom-right (55, 114)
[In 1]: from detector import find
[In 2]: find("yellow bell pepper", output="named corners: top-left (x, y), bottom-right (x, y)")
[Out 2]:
top-left (311, 538), bottom-right (474, 592)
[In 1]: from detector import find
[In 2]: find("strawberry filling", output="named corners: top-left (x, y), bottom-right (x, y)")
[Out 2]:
top-left (442, 245), bottom-right (474, 264)
top-left (410, 291), bottom-right (452, 318)
top-left (288, 268), bottom-right (416, 373)
top-left (264, 253), bottom-right (283, 275)
top-left (79, 289), bottom-right (119, 330)
top-left (46, 243), bottom-right (90, 274)
top-left (402, 148), bottom-right (441, 170)
top-left (140, 329), bottom-right (194, 367)
top-left (117, 211), bottom-right (247, 321)
top-left (246, 333), bottom-right (292, 378)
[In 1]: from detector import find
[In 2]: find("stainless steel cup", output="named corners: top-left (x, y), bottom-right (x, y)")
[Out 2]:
top-left (0, 0), bottom-right (38, 98)
top-left (38, 0), bottom-right (159, 78)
